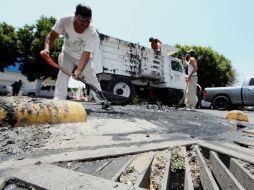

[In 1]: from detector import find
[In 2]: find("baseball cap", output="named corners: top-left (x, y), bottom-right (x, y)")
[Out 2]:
top-left (76, 4), bottom-right (92, 21)
top-left (186, 49), bottom-right (195, 56)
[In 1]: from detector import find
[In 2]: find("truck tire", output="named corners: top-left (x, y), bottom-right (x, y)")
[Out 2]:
top-left (213, 95), bottom-right (230, 110)
top-left (27, 93), bottom-right (36, 97)
top-left (107, 77), bottom-right (135, 105)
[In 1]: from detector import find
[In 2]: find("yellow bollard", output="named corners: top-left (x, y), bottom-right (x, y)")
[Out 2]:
top-left (0, 96), bottom-right (87, 127)
top-left (226, 110), bottom-right (249, 122)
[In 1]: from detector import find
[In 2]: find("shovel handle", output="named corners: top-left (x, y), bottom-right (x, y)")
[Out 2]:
top-left (40, 50), bottom-right (60, 69)
top-left (40, 50), bottom-right (73, 76)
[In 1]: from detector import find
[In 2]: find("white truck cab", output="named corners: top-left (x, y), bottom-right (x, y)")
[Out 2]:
top-left (95, 33), bottom-right (185, 105)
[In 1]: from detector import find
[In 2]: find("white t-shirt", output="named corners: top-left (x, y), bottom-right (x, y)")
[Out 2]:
top-left (52, 16), bottom-right (99, 60)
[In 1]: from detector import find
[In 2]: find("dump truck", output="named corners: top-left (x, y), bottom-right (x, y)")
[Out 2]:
top-left (95, 34), bottom-right (185, 105)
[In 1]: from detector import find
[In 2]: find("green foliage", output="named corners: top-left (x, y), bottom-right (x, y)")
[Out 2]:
top-left (174, 45), bottom-right (236, 89)
top-left (0, 22), bottom-right (20, 71)
top-left (170, 147), bottom-right (185, 172)
top-left (17, 16), bottom-right (63, 81)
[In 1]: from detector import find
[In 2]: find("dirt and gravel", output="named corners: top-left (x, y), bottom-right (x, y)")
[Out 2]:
top-left (0, 102), bottom-right (240, 161)
top-left (187, 146), bottom-right (202, 189)
top-left (150, 150), bottom-right (170, 190)
top-left (0, 125), bottom-right (51, 161)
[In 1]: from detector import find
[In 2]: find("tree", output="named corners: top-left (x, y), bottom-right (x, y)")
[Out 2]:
top-left (0, 22), bottom-right (20, 71)
top-left (173, 45), bottom-right (236, 89)
top-left (17, 16), bottom-right (63, 81)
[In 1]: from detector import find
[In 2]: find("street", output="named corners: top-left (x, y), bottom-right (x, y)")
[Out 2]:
top-left (1, 102), bottom-right (254, 189)
top-left (1, 103), bottom-right (252, 161)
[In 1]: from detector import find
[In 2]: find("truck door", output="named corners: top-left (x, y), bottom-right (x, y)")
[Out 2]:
top-left (169, 59), bottom-right (185, 90)
top-left (242, 78), bottom-right (254, 104)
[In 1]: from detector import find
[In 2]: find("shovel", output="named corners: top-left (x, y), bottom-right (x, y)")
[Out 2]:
top-left (40, 51), bottom-right (128, 108)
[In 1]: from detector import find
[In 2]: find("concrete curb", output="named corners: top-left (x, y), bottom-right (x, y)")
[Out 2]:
top-left (0, 96), bottom-right (87, 127)
top-left (226, 110), bottom-right (249, 122)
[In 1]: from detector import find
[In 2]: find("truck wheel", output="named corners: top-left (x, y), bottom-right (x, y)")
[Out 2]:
top-left (107, 77), bottom-right (135, 105)
top-left (28, 93), bottom-right (35, 97)
top-left (213, 95), bottom-right (230, 110)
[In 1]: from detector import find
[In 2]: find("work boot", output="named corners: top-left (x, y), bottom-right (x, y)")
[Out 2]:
top-left (185, 106), bottom-right (195, 111)
top-left (101, 101), bottom-right (112, 110)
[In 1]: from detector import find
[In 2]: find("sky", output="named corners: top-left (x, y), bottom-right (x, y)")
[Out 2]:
top-left (1, 0), bottom-right (253, 87)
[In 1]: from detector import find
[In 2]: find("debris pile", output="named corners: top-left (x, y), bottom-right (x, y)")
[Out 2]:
top-left (0, 125), bottom-right (51, 161)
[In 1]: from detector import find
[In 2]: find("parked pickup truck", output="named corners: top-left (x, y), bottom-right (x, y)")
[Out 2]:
top-left (203, 77), bottom-right (254, 110)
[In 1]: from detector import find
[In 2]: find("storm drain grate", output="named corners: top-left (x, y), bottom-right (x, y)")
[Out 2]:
top-left (1, 142), bottom-right (254, 190)
top-left (54, 145), bottom-right (254, 190)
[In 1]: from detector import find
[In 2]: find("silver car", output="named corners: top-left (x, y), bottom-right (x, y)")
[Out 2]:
top-left (0, 85), bottom-right (12, 96)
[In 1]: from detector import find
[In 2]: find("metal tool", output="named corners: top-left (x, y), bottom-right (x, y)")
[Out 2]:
top-left (40, 51), bottom-right (127, 109)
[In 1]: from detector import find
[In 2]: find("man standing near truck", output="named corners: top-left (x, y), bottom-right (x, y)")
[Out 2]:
top-left (184, 50), bottom-right (198, 111)
top-left (41, 3), bottom-right (109, 109)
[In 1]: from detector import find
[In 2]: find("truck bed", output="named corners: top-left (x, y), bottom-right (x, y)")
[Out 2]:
top-left (96, 34), bottom-right (164, 80)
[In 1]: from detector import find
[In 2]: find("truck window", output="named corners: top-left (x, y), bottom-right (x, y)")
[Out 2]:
top-left (171, 60), bottom-right (183, 72)
top-left (249, 78), bottom-right (254, 86)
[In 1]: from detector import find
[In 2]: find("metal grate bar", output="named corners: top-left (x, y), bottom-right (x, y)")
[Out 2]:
top-left (182, 147), bottom-right (194, 190)
top-left (194, 145), bottom-right (219, 190)
top-left (210, 151), bottom-right (244, 190)
top-left (160, 151), bottom-right (171, 190)
top-left (229, 158), bottom-right (254, 190)
top-left (134, 152), bottom-right (155, 189)
top-left (111, 155), bottom-right (136, 181)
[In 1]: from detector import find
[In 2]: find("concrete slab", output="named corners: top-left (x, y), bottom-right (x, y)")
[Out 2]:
top-left (243, 129), bottom-right (254, 135)
top-left (234, 140), bottom-right (254, 147)
top-left (0, 164), bottom-right (144, 190)
top-left (0, 177), bottom-right (8, 189)
top-left (0, 139), bottom-right (197, 171)
top-left (198, 141), bottom-right (254, 164)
